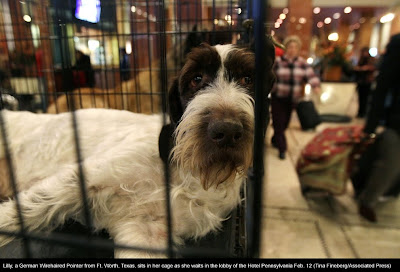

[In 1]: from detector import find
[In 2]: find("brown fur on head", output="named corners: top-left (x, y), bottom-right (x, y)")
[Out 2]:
top-left (166, 35), bottom-right (276, 190)
top-left (167, 41), bottom-right (276, 190)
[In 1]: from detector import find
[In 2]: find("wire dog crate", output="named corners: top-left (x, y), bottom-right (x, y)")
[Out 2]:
top-left (0, 0), bottom-right (269, 258)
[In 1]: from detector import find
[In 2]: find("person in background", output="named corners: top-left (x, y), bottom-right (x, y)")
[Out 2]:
top-left (270, 35), bottom-right (321, 160)
top-left (73, 50), bottom-right (94, 88)
top-left (357, 33), bottom-right (400, 222)
top-left (353, 47), bottom-right (376, 118)
top-left (120, 48), bottom-right (130, 82)
top-left (35, 45), bottom-right (48, 112)
top-left (273, 35), bottom-right (285, 57)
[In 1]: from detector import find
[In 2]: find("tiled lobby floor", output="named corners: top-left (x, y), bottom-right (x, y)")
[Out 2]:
top-left (260, 83), bottom-right (400, 258)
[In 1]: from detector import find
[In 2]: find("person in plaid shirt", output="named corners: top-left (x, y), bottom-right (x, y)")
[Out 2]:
top-left (271, 35), bottom-right (321, 159)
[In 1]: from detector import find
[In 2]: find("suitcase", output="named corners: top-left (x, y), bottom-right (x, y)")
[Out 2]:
top-left (297, 125), bottom-right (364, 195)
top-left (296, 100), bottom-right (321, 130)
top-left (319, 114), bottom-right (352, 123)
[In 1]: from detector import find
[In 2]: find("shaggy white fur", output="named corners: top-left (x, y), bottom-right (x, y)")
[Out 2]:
top-left (0, 43), bottom-right (261, 258)
top-left (0, 109), bottom-right (246, 258)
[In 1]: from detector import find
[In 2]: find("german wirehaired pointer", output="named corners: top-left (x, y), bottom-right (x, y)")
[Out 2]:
top-left (0, 41), bottom-right (275, 258)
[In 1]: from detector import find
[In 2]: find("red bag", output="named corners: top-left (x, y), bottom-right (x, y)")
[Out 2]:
top-left (296, 125), bottom-right (364, 195)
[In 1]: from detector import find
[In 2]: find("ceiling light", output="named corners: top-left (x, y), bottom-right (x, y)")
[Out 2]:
top-left (131, 6), bottom-right (136, 13)
top-left (283, 8), bottom-right (289, 14)
top-left (324, 17), bottom-right (332, 24)
top-left (279, 13), bottom-right (286, 20)
top-left (328, 32), bottom-right (339, 41)
top-left (344, 7), bottom-right (352, 14)
top-left (23, 15), bottom-right (31, 22)
top-left (299, 17), bottom-right (307, 24)
top-left (317, 22), bottom-right (324, 28)
top-left (333, 13), bottom-right (341, 19)
top-left (380, 13), bottom-right (395, 23)
top-left (313, 7), bottom-right (320, 14)
top-left (369, 48), bottom-right (378, 57)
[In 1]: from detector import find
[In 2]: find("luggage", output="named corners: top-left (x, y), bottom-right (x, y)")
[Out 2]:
top-left (297, 125), bottom-right (364, 195)
top-left (296, 100), bottom-right (321, 130)
top-left (319, 114), bottom-right (352, 123)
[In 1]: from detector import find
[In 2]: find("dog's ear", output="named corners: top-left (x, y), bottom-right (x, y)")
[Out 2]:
top-left (158, 123), bottom-right (175, 164)
top-left (247, 35), bottom-right (276, 94)
top-left (168, 77), bottom-right (183, 126)
top-left (248, 35), bottom-right (275, 68)
top-left (159, 77), bottom-right (182, 163)
top-left (184, 25), bottom-right (203, 57)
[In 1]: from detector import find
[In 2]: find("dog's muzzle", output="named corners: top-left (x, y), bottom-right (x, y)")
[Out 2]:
top-left (207, 118), bottom-right (243, 148)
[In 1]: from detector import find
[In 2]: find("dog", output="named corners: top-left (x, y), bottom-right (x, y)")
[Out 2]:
top-left (45, 54), bottom-right (177, 114)
top-left (46, 25), bottom-right (235, 115)
top-left (45, 26), bottom-right (196, 115)
top-left (0, 40), bottom-right (275, 258)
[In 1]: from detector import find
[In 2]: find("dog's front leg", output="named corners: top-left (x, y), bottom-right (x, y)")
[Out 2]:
top-left (108, 218), bottom-right (176, 258)
top-left (0, 168), bottom-right (83, 247)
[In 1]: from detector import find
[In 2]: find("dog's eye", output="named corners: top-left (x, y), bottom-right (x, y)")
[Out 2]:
top-left (191, 75), bottom-right (203, 87)
top-left (240, 76), bottom-right (252, 86)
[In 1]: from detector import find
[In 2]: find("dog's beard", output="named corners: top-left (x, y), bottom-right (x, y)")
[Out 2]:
top-left (198, 153), bottom-right (252, 190)
top-left (171, 109), bottom-right (253, 190)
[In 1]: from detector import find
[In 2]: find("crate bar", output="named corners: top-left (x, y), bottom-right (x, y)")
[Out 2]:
top-left (158, 0), bottom-right (174, 259)
top-left (247, 0), bottom-right (267, 258)
top-left (131, 0), bottom-right (142, 112)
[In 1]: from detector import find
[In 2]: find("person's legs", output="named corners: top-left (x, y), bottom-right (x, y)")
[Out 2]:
top-left (271, 96), bottom-right (293, 158)
top-left (357, 83), bottom-right (371, 118)
top-left (358, 129), bottom-right (400, 221)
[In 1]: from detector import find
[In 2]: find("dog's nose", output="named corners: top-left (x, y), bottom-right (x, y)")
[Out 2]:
top-left (207, 119), bottom-right (244, 147)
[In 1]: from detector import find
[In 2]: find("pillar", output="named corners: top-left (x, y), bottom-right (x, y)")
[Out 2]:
top-left (356, 9), bottom-right (374, 50)
top-left (286, 0), bottom-right (313, 57)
